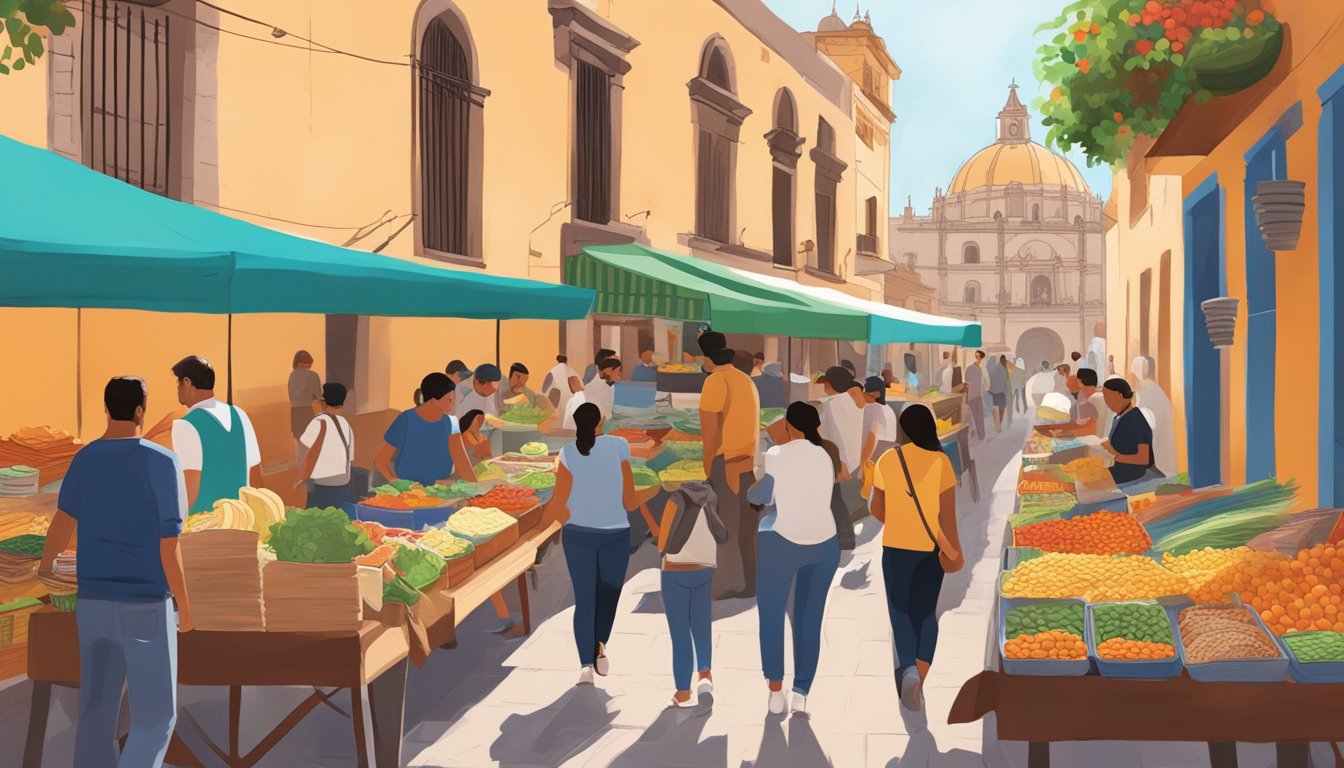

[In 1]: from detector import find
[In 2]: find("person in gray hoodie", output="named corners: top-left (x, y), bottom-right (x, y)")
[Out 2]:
top-left (658, 481), bottom-right (728, 711)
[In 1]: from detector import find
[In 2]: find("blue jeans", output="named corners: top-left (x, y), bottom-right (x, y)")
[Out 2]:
top-left (76, 597), bottom-right (178, 768)
top-left (756, 531), bottom-right (840, 696)
top-left (661, 568), bottom-right (714, 691)
top-left (562, 525), bottom-right (630, 666)
top-left (307, 479), bottom-right (352, 509)
top-left (881, 547), bottom-right (945, 671)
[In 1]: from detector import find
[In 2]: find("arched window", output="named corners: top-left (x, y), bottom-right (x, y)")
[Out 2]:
top-left (1031, 275), bottom-right (1053, 305)
top-left (690, 37), bottom-right (749, 244)
top-left (963, 242), bottom-right (981, 264)
top-left (767, 88), bottom-right (802, 267)
top-left (1032, 204), bottom-right (1040, 221)
top-left (417, 6), bottom-right (486, 261)
top-left (964, 281), bottom-right (981, 304)
top-left (811, 116), bottom-right (844, 273)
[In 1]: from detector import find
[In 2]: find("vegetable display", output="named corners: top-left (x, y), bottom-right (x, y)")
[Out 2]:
top-left (519, 442), bottom-right (549, 457)
top-left (1179, 605), bottom-right (1280, 664)
top-left (1014, 511), bottom-right (1151, 555)
top-left (417, 529), bottom-right (474, 561)
top-left (1144, 478), bottom-right (1296, 554)
top-left (1093, 603), bottom-right (1174, 645)
top-left (501, 404), bottom-right (550, 425)
top-left (1004, 602), bottom-right (1085, 639)
top-left (0, 534), bottom-right (45, 558)
top-left (1004, 630), bottom-right (1088, 660)
top-left (659, 460), bottom-right (707, 484)
top-left (661, 441), bottom-right (704, 462)
top-left (513, 470), bottom-right (556, 490)
top-left (1002, 552), bottom-right (1188, 601)
top-left (466, 485), bottom-right (540, 512)
top-left (268, 507), bottom-right (374, 564)
top-left (1282, 632), bottom-right (1344, 664)
top-left (447, 507), bottom-right (518, 541)
top-left (632, 466), bottom-right (660, 489)
top-left (394, 545), bottom-right (446, 591)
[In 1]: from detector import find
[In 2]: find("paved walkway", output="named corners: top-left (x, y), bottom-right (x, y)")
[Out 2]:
top-left (0, 414), bottom-right (1332, 766)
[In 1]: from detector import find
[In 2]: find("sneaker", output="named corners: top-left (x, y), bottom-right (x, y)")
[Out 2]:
top-left (790, 692), bottom-right (808, 716)
top-left (577, 666), bottom-right (595, 686)
top-left (768, 689), bottom-right (786, 715)
top-left (669, 693), bottom-right (699, 709)
top-left (594, 643), bottom-right (610, 676)
top-left (899, 667), bottom-right (923, 711)
top-left (696, 677), bottom-right (714, 696)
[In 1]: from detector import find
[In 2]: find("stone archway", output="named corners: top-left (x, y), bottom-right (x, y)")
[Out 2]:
top-left (1016, 326), bottom-right (1066, 371)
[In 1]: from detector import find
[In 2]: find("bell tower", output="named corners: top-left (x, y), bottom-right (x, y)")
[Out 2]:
top-left (998, 81), bottom-right (1031, 144)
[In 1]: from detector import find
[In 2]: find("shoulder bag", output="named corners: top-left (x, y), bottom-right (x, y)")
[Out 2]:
top-left (316, 414), bottom-right (353, 486)
top-left (894, 446), bottom-right (962, 573)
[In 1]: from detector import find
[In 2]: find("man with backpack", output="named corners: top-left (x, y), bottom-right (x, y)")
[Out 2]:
top-left (294, 383), bottom-right (356, 507)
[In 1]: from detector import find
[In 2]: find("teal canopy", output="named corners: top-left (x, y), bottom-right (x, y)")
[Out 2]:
top-left (0, 136), bottom-right (595, 319)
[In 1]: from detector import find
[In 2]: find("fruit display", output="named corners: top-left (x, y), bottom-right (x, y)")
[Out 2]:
top-left (1004, 602), bottom-right (1085, 639)
top-left (1129, 493), bottom-right (1157, 515)
top-left (184, 496), bottom-right (256, 533)
top-left (1013, 511), bottom-right (1152, 555)
top-left (1192, 543), bottom-right (1344, 635)
top-left (1003, 630), bottom-right (1088, 660)
top-left (1178, 605), bottom-right (1280, 664)
top-left (1282, 631), bottom-right (1344, 663)
top-left (1061, 456), bottom-right (1109, 483)
top-left (362, 487), bottom-right (454, 510)
top-left (1092, 603), bottom-right (1175, 649)
top-left (1096, 638), bottom-right (1176, 660)
top-left (500, 404), bottom-right (550, 425)
top-left (466, 485), bottom-right (541, 513)
top-left (659, 460), bottom-right (707, 484)
top-left (519, 442), bottom-right (549, 457)
top-left (417, 528), bottom-right (474, 561)
top-left (447, 506), bottom-right (518, 542)
top-left (239, 487), bottom-right (287, 542)
top-left (1002, 553), bottom-right (1188, 602)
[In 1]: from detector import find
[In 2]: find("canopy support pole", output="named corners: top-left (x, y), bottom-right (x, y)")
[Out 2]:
top-left (787, 336), bottom-right (793, 401)
top-left (76, 308), bottom-right (83, 439)
top-left (227, 313), bottom-right (234, 405)
top-left (495, 320), bottom-right (501, 369)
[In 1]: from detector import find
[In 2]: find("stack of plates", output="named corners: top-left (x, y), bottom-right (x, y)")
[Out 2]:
top-left (0, 466), bottom-right (39, 498)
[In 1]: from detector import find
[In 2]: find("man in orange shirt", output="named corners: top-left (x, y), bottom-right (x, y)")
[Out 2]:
top-left (699, 332), bottom-right (761, 599)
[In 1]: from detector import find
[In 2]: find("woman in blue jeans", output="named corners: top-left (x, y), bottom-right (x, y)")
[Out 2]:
top-left (544, 402), bottom-right (639, 686)
top-left (748, 402), bottom-right (842, 716)
top-left (657, 481), bottom-right (728, 710)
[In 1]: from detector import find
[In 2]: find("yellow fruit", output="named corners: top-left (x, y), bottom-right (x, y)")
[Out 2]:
top-left (1003, 552), bottom-right (1188, 602)
top-left (240, 486), bottom-right (286, 542)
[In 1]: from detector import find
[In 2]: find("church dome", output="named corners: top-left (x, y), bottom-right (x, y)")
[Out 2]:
top-left (946, 85), bottom-right (1091, 196)
top-left (817, 12), bottom-right (846, 32)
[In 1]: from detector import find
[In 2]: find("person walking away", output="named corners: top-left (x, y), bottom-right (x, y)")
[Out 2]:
top-left (41, 377), bottom-right (192, 768)
top-left (817, 366), bottom-right (864, 550)
top-left (964, 352), bottom-right (986, 439)
top-left (456, 363), bottom-right (502, 419)
top-left (543, 403), bottom-right (647, 685)
top-left (1101, 378), bottom-right (1163, 486)
top-left (1026, 361), bottom-right (1055, 409)
top-left (170, 356), bottom-right (262, 515)
top-left (374, 373), bottom-right (476, 486)
top-left (631, 347), bottom-right (659, 383)
top-left (860, 377), bottom-right (898, 499)
top-left (1012, 357), bottom-right (1028, 415)
top-left (1132, 357), bottom-right (1177, 477)
top-left (697, 331), bottom-right (761, 599)
top-left (747, 402), bottom-right (842, 716)
top-left (543, 355), bottom-right (583, 413)
top-left (935, 352), bottom-right (952, 394)
top-left (657, 481), bottom-right (728, 711)
top-left (288, 350), bottom-right (322, 463)
top-left (751, 352), bottom-right (766, 378)
top-left (294, 383), bottom-right (355, 508)
top-left (871, 404), bottom-right (963, 712)
top-left (753, 361), bottom-right (788, 409)
top-left (987, 355), bottom-right (1009, 433)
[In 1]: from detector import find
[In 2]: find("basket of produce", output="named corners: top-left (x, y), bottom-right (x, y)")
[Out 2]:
top-left (182, 528), bottom-right (265, 631)
top-left (499, 403), bottom-right (552, 430)
top-left (1276, 631), bottom-right (1344, 684)
top-left (1000, 552), bottom-right (1189, 603)
top-left (1087, 602), bottom-right (1182, 680)
top-left (999, 599), bottom-right (1091, 676)
top-left (42, 551), bottom-right (78, 612)
top-left (263, 507), bottom-right (374, 632)
top-left (448, 507), bottom-right (521, 568)
top-left (417, 529), bottom-right (476, 587)
top-left (1011, 510), bottom-right (1152, 555)
top-left (1170, 603), bottom-right (1287, 683)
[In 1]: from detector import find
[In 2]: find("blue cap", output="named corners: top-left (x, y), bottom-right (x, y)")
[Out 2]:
top-left (473, 363), bottom-right (502, 383)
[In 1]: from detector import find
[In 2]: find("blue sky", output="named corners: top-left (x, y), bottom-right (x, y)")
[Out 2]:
top-left (762, 0), bottom-right (1114, 214)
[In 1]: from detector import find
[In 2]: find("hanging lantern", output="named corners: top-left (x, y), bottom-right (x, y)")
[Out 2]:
top-left (1252, 179), bottom-right (1306, 251)
top-left (1201, 298), bottom-right (1240, 349)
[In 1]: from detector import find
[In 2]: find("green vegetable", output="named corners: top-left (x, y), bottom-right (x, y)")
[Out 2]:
top-left (383, 574), bottom-right (422, 606)
top-left (1283, 632), bottom-right (1344, 663)
top-left (0, 534), bottom-right (45, 557)
top-left (1004, 602), bottom-right (1084, 640)
top-left (662, 441), bottom-right (703, 461)
top-left (395, 545), bottom-right (446, 591)
top-left (424, 480), bottom-right (478, 499)
top-left (1093, 603), bottom-right (1173, 645)
top-left (0, 465), bottom-right (37, 478)
top-left (514, 471), bottom-right (556, 489)
top-left (268, 507), bottom-right (374, 564)
top-left (1147, 478), bottom-right (1297, 554)
top-left (759, 407), bottom-right (786, 427)
top-left (0, 596), bottom-right (42, 612)
top-left (501, 404), bottom-right (550, 425)
top-left (632, 467), bottom-right (660, 488)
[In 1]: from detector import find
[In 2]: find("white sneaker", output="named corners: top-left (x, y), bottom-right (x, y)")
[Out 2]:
top-left (768, 689), bottom-right (786, 715)
top-left (577, 666), bottom-right (595, 686)
top-left (790, 692), bottom-right (808, 715)
top-left (899, 667), bottom-right (923, 711)
top-left (594, 643), bottom-right (610, 676)
top-left (697, 677), bottom-right (714, 696)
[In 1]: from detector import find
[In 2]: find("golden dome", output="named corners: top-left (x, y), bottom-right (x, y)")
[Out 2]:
top-left (947, 140), bottom-right (1091, 195)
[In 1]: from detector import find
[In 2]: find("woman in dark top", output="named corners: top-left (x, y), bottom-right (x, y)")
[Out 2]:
top-left (1100, 378), bottom-right (1162, 485)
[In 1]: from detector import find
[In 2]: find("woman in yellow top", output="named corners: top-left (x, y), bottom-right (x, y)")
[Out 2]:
top-left (870, 404), bottom-right (964, 713)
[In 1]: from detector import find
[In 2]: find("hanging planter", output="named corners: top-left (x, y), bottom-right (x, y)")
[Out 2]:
top-left (1252, 179), bottom-right (1306, 251)
top-left (1187, 24), bottom-right (1284, 96)
top-left (1201, 297), bottom-right (1240, 348)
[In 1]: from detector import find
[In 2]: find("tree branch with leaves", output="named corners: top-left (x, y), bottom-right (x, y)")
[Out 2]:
top-left (0, 0), bottom-right (76, 75)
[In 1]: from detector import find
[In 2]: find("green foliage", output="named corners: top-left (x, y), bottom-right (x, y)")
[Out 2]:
top-left (268, 506), bottom-right (375, 564)
top-left (1033, 0), bottom-right (1279, 166)
top-left (0, 1), bottom-right (75, 76)
top-left (393, 545), bottom-right (445, 591)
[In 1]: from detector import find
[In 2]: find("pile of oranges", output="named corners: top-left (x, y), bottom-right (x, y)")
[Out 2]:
top-left (1004, 630), bottom-right (1088, 660)
top-left (1211, 544), bottom-right (1344, 636)
top-left (1014, 511), bottom-right (1152, 555)
top-left (1002, 553), bottom-right (1189, 602)
top-left (1095, 638), bottom-right (1176, 660)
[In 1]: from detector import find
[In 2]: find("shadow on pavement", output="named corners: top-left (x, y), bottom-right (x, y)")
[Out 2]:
top-left (488, 686), bottom-right (618, 767)
top-left (747, 713), bottom-right (828, 768)
top-left (607, 705), bottom-right (725, 766)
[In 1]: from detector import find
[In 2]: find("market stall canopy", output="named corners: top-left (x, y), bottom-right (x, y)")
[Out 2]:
top-left (566, 244), bottom-right (868, 339)
top-left (0, 136), bottom-right (595, 320)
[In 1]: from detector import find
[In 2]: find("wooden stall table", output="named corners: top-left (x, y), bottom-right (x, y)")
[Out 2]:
top-left (0, 494), bottom-right (60, 682)
top-left (23, 610), bottom-right (411, 768)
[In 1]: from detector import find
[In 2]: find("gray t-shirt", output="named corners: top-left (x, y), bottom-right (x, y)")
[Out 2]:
top-left (988, 363), bottom-right (1008, 395)
top-left (559, 435), bottom-right (631, 530)
top-left (965, 363), bottom-right (984, 399)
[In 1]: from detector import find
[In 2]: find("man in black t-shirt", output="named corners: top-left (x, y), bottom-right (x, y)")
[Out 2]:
top-left (1100, 378), bottom-right (1158, 486)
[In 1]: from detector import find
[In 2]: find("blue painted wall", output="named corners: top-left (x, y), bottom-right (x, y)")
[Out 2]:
top-left (1184, 176), bottom-right (1225, 488)
top-left (1243, 127), bottom-right (1287, 482)
top-left (1320, 68), bottom-right (1344, 507)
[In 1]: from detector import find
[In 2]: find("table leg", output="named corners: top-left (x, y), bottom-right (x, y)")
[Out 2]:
top-left (517, 572), bottom-right (532, 636)
top-left (229, 685), bottom-right (243, 760)
top-left (22, 681), bottom-right (52, 768)
top-left (350, 685), bottom-right (376, 768)
top-left (1208, 741), bottom-right (1238, 768)
top-left (1276, 742), bottom-right (1310, 768)
top-left (368, 659), bottom-right (408, 768)
top-left (1027, 741), bottom-right (1050, 768)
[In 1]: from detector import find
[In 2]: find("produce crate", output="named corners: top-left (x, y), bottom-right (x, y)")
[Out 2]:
top-left (444, 552), bottom-right (476, 588)
top-left (262, 561), bottom-right (361, 632)
top-left (1086, 601), bottom-right (1183, 680)
top-left (998, 596), bottom-right (1092, 677)
top-left (357, 565), bottom-right (384, 614)
top-left (354, 503), bottom-right (455, 531)
top-left (472, 522), bottom-right (521, 570)
top-left (1274, 631), bottom-right (1344, 684)
top-left (506, 503), bottom-right (541, 535)
top-left (1167, 602), bottom-right (1288, 683)
top-left (181, 529), bottom-right (265, 632)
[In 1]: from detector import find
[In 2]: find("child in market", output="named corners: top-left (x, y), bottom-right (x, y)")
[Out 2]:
top-left (658, 481), bottom-right (728, 712)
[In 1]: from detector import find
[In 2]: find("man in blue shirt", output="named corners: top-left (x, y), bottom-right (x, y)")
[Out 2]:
top-left (41, 376), bottom-right (191, 768)
top-left (375, 372), bottom-right (478, 486)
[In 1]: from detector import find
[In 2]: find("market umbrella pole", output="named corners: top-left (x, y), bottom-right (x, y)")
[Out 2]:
top-left (75, 307), bottom-right (82, 438)
top-left (227, 313), bottom-right (234, 405)
top-left (495, 320), bottom-right (501, 369)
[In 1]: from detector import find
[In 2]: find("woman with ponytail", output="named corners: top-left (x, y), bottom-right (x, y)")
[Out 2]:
top-left (745, 402), bottom-right (842, 716)
top-left (544, 402), bottom-right (638, 686)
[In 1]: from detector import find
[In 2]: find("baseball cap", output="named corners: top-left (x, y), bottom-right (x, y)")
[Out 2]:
top-left (473, 363), bottom-right (503, 383)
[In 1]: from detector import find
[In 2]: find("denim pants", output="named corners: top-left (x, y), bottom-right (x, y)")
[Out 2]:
top-left (562, 525), bottom-right (630, 666)
top-left (661, 568), bottom-right (714, 691)
top-left (756, 531), bottom-right (840, 696)
top-left (306, 479), bottom-right (352, 509)
top-left (76, 597), bottom-right (178, 768)
top-left (881, 547), bottom-right (946, 671)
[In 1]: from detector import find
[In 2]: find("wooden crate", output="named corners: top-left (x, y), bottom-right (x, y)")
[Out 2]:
top-left (182, 530), bottom-right (264, 632)
top-left (506, 503), bottom-right (541, 535)
top-left (444, 554), bottom-right (476, 588)
top-left (472, 523), bottom-right (521, 570)
top-left (262, 561), bottom-right (361, 632)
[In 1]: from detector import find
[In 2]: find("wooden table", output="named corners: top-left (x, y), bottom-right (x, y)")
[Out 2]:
top-left (23, 611), bottom-right (411, 768)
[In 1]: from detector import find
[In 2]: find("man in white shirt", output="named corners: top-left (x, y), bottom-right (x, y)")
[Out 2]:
top-left (170, 355), bottom-right (262, 515)
top-left (542, 355), bottom-right (582, 413)
top-left (294, 383), bottom-right (356, 508)
top-left (818, 366), bottom-right (864, 550)
top-left (936, 351), bottom-right (955, 394)
top-left (455, 363), bottom-right (502, 419)
top-left (563, 356), bottom-right (622, 429)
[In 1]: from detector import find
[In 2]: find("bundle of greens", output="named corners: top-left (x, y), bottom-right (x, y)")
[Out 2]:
top-left (394, 545), bottom-right (446, 591)
top-left (501, 404), bottom-right (550, 425)
top-left (1148, 479), bottom-right (1298, 556)
top-left (268, 507), bottom-right (374, 564)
